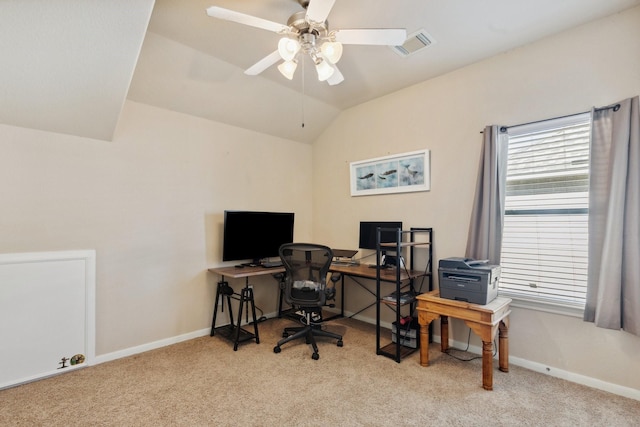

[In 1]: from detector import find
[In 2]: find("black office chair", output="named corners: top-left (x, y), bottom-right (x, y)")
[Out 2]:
top-left (273, 243), bottom-right (343, 360)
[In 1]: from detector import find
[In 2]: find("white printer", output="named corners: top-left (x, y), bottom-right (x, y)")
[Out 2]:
top-left (438, 257), bottom-right (501, 305)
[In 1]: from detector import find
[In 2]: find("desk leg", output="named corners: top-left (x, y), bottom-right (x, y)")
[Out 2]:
top-left (246, 286), bottom-right (260, 344)
top-left (340, 275), bottom-right (345, 318)
top-left (276, 274), bottom-right (286, 317)
top-left (498, 319), bottom-right (509, 373)
top-left (234, 289), bottom-right (245, 351)
top-left (482, 340), bottom-right (493, 390)
top-left (419, 322), bottom-right (431, 367)
top-left (418, 312), bottom-right (440, 367)
top-left (211, 281), bottom-right (225, 336)
top-left (440, 315), bottom-right (449, 353)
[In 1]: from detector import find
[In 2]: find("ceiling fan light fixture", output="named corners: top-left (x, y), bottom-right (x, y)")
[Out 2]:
top-left (315, 59), bottom-right (335, 81)
top-left (277, 37), bottom-right (301, 61)
top-left (320, 41), bottom-right (343, 64)
top-left (277, 59), bottom-right (298, 80)
top-left (206, 3), bottom-right (408, 86)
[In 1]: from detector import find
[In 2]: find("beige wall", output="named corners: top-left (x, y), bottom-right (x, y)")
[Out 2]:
top-left (313, 6), bottom-right (640, 394)
top-left (0, 101), bottom-right (313, 355)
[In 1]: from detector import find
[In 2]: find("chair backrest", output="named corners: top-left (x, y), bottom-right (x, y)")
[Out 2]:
top-left (279, 243), bottom-right (334, 307)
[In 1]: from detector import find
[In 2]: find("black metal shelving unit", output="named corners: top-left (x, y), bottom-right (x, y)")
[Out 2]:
top-left (375, 227), bottom-right (433, 362)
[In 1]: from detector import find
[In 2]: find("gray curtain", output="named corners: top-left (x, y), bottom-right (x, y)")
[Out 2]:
top-left (465, 125), bottom-right (508, 264)
top-left (584, 96), bottom-right (640, 336)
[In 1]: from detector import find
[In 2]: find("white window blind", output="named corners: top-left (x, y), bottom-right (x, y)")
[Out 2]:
top-left (500, 113), bottom-right (591, 308)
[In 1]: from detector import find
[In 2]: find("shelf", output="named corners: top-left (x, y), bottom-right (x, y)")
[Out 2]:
top-left (375, 227), bottom-right (433, 363)
top-left (378, 342), bottom-right (417, 359)
top-left (213, 324), bottom-right (256, 344)
top-left (379, 241), bottom-right (431, 249)
top-left (380, 299), bottom-right (414, 308)
top-left (380, 298), bottom-right (416, 307)
top-left (380, 291), bottom-right (416, 306)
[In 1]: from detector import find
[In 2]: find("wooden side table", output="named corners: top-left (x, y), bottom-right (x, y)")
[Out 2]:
top-left (415, 290), bottom-right (511, 390)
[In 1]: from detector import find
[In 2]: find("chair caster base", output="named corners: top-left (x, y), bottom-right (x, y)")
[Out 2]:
top-left (337, 340), bottom-right (343, 347)
top-left (312, 352), bottom-right (319, 360)
top-left (274, 346), bottom-right (281, 353)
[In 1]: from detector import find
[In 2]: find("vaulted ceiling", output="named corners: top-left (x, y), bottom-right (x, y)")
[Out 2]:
top-left (2, 0), bottom-right (639, 143)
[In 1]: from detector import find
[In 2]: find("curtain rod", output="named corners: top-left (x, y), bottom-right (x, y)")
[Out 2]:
top-left (480, 103), bottom-right (621, 134)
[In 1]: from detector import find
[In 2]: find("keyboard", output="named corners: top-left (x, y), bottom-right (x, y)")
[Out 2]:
top-left (332, 260), bottom-right (359, 266)
top-left (262, 261), bottom-right (283, 268)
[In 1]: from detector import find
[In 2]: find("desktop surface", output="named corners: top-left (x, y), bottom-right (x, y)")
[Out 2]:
top-left (329, 262), bottom-right (426, 282)
top-left (210, 262), bottom-right (423, 281)
top-left (209, 264), bottom-right (285, 279)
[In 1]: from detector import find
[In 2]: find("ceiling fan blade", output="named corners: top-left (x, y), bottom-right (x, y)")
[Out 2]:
top-left (206, 6), bottom-right (288, 33)
top-left (326, 64), bottom-right (344, 86)
top-left (305, 0), bottom-right (336, 24)
top-left (334, 28), bottom-right (407, 46)
top-left (244, 50), bottom-right (282, 75)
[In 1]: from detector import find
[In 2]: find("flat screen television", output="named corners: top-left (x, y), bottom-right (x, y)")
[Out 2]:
top-left (222, 210), bottom-right (295, 264)
top-left (358, 221), bottom-right (403, 250)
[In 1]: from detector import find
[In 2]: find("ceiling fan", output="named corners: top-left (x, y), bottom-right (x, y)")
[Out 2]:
top-left (206, 0), bottom-right (407, 85)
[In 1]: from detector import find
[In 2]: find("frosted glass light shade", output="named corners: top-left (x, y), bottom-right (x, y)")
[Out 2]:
top-left (277, 60), bottom-right (298, 80)
top-left (320, 41), bottom-right (343, 64)
top-left (315, 59), bottom-right (335, 81)
top-left (277, 37), bottom-right (300, 61)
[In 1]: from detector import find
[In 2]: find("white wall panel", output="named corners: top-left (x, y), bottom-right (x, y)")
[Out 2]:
top-left (0, 250), bottom-right (95, 389)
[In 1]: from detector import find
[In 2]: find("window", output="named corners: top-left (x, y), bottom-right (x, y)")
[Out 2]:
top-left (499, 113), bottom-right (591, 311)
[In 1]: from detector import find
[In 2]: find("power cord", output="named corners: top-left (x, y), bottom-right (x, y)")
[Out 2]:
top-left (250, 305), bottom-right (267, 324)
top-left (225, 288), bottom-right (267, 324)
top-left (444, 328), bottom-right (497, 361)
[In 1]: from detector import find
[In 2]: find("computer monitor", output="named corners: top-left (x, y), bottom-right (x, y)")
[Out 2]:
top-left (358, 221), bottom-right (403, 250)
top-left (222, 210), bottom-right (295, 264)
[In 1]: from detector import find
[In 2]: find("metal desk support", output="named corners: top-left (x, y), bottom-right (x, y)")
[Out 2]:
top-left (208, 265), bottom-right (285, 351)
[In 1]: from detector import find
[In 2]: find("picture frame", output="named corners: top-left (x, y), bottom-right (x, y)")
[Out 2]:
top-left (350, 149), bottom-right (430, 196)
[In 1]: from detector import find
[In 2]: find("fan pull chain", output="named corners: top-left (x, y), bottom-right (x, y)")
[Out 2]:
top-left (301, 57), bottom-right (305, 128)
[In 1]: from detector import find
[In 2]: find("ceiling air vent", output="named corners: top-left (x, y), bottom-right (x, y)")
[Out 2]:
top-left (391, 29), bottom-right (435, 57)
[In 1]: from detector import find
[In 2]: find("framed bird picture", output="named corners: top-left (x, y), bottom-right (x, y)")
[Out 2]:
top-left (350, 149), bottom-right (430, 196)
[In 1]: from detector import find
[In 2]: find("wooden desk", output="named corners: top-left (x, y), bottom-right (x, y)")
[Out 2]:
top-left (415, 290), bottom-right (511, 390)
top-left (209, 265), bottom-right (285, 279)
top-left (330, 263), bottom-right (424, 281)
top-left (208, 265), bottom-right (285, 350)
top-left (329, 263), bottom-right (427, 318)
top-left (331, 263), bottom-right (431, 362)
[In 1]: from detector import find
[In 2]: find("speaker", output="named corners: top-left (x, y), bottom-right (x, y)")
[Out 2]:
top-left (220, 283), bottom-right (234, 296)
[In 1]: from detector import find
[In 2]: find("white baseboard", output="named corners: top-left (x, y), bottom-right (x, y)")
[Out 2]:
top-left (507, 353), bottom-right (640, 401)
top-left (94, 328), bottom-right (210, 365)
top-left (94, 313), bottom-right (639, 402)
top-left (94, 308), bottom-right (283, 365)
top-left (442, 336), bottom-right (640, 401)
top-left (342, 309), bottom-right (640, 401)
